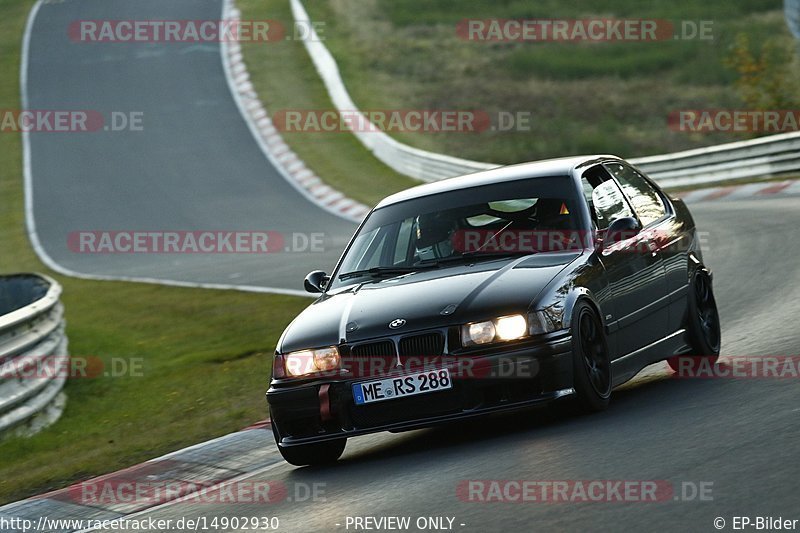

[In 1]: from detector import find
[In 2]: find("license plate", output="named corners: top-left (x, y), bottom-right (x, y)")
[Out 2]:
top-left (352, 368), bottom-right (452, 405)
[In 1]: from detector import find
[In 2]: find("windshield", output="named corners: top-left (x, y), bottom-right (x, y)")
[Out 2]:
top-left (331, 176), bottom-right (587, 288)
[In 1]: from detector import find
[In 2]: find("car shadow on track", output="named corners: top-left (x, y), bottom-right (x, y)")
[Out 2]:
top-left (281, 362), bottom-right (736, 479)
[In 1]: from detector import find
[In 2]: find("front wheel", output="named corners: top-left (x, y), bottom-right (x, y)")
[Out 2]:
top-left (570, 301), bottom-right (612, 412)
top-left (667, 272), bottom-right (720, 373)
top-left (272, 423), bottom-right (346, 466)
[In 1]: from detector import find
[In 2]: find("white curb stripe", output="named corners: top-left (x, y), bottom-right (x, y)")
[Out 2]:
top-left (219, 0), bottom-right (371, 223)
top-left (679, 180), bottom-right (800, 204)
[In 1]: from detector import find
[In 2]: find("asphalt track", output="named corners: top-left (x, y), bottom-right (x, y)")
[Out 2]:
top-left (22, 1), bottom-right (800, 532)
top-left (60, 194), bottom-right (792, 533)
top-left (24, 0), bottom-right (355, 294)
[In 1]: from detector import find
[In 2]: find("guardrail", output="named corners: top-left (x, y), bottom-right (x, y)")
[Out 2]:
top-left (0, 273), bottom-right (68, 438)
top-left (291, 0), bottom-right (800, 188)
top-left (629, 131), bottom-right (800, 188)
top-left (289, 0), bottom-right (496, 182)
top-left (787, 0), bottom-right (800, 40)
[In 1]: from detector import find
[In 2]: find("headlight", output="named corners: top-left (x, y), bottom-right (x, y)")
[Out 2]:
top-left (463, 320), bottom-right (496, 346)
top-left (312, 346), bottom-right (340, 372)
top-left (495, 314), bottom-right (527, 340)
top-left (284, 346), bottom-right (340, 377)
top-left (461, 314), bottom-right (527, 347)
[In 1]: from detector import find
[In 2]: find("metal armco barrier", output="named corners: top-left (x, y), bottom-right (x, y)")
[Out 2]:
top-left (0, 273), bottom-right (68, 437)
top-left (291, 0), bottom-right (800, 187)
top-left (630, 131), bottom-right (800, 188)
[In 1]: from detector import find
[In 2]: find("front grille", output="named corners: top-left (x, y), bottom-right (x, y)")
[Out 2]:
top-left (399, 332), bottom-right (444, 358)
top-left (344, 332), bottom-right (445, 377)
top-left (351, 340), bottom-right (396, 358)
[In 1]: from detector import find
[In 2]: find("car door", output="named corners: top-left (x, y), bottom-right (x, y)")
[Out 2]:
top-left (601, 162), bottom-right (672, 356)
top-left (623, 164), bottom-right (691, 334)
top-left (581, 165), bottom-right (669, 360)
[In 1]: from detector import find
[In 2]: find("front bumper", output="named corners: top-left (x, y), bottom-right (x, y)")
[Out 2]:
top-left (267, 333), bottom-right (574, 446)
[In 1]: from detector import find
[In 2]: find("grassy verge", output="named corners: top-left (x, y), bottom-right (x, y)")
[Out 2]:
top-left (297, 0), bottom-right (793, 163)
top-left (0, 1), bottom-right (309, 504)
top-left (237, 0), bottom-right (418, 206)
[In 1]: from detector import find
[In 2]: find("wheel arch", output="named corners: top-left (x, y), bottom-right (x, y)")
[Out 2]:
top-left (562, 287), bottom-right (605, 331)
top-left (687, 251), bottom-right (713, 284)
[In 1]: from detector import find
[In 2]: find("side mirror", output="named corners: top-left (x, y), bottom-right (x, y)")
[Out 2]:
top-left (304, 270), bottom-right (329, 294)
top-left (603, 217), bottom-right (641, 248)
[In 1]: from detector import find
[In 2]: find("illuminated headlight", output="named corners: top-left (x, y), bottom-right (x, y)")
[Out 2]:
top-left (312, 346), bottom-right (340, 372)
top-left (463, 320), bottom-right (496, 346)
top-left (461, 314), bottom-right (527, 347)
top-left (284, 346), bottom-right (340, 377)
top-left (495, 314), bottom-right (528, 340)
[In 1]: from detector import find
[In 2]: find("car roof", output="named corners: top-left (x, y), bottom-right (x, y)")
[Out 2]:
top-left (375, 154), bottom-right (622, 208)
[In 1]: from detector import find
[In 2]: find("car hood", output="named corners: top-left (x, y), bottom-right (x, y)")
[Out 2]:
top-left (278, 252), bottom-right (582, 352)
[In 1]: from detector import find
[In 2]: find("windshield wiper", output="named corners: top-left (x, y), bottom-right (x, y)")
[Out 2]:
top-left (419, 250), bottom-right (536, 266)
top-left (339, 251), bottom-right (534, 280)
top-left (337, 265), bottom-right (438, 281)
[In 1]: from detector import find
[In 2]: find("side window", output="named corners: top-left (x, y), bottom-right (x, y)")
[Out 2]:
top-left (580, 166), bottom-right (634, 230)
top-left (591, 180), bottom-right (635, 230)
top-left (354, 227), bottom-right (390, 270)
top-left (581, 178), bottom-right (598, 227)
top-left (392, 218), bottom-right (414, 265)
top-left (604, 163), bottom-right (666, 226)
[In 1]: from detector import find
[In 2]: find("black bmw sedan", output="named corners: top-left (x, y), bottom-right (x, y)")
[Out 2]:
top-left (267, 155), bottom-right (720, 466)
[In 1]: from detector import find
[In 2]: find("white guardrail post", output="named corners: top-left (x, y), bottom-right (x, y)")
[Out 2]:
top-left (0, 273), bottom-right (68, 438)
top-left (291, 0), bottom-right (800, 187)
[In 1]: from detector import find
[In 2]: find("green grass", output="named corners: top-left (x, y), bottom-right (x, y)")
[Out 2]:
top-left (237, 0), bottom-right (417, 206)
top-left (0, 1), bottom-right (309, 504)
top-left (291, 0), bottom-right (793, 163)
top-left (379, 0), bottom-right (781, 26)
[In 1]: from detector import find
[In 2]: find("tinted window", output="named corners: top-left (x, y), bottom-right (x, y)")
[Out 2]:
top-left (393, 218), bottom-right (414, 264)
top-left (331, 176), bottom-right (587, 289)
top-left (590, 180), bottom-right (635, 230)
top-left (605, 163), bottom-right (666, 226)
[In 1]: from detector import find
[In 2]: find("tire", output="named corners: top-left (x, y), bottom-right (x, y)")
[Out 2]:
top-left (667, 272), bottom-right (721, 373)
top-left (570, 301), bottom-right (612, 412)
top-left (272, 423), bottom-right (346, 466)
